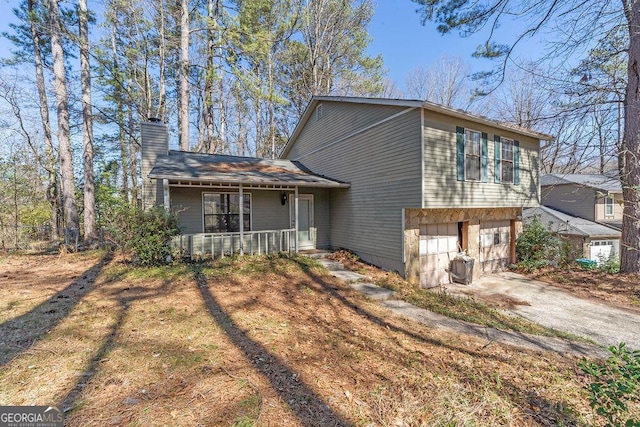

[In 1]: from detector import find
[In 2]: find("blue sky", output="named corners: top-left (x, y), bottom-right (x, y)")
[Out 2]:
top-left (0, 0), bottom-right (532, 88)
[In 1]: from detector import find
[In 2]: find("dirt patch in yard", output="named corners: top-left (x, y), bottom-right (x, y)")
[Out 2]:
top-left (523, 267), bottom-right (640, 312)
top-left (1, 252), bottom-right (639, 425)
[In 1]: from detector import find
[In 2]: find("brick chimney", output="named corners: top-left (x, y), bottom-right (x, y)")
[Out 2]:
top-left (141, 119), bottom-right (169, 210)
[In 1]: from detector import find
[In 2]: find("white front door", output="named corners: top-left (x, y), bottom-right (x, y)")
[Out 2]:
top-left (291, 194), bottom-right (315, 250)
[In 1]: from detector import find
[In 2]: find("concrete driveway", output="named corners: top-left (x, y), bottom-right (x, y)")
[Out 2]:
top-left (444, 271), bottom-right (640, 350)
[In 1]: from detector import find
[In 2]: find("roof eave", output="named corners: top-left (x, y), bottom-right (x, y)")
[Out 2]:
top-left (421, 101), bottom-right (554, 141)
top-left (148, 174), bottom-right (350, 189)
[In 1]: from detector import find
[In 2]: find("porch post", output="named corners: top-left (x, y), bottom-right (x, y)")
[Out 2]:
top-left (163, 179), bottom-right (170, 211)
top-left (294, 186), bottom-right (299, 253)
top-left (239, 184), bottom-right (244, 255)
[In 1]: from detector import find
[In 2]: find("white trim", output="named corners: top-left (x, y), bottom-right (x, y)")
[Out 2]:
top-left (163, 179), bottom-right (170, 211)
top-left (605, 195), bottom-right (614, 217)
top-left (292, 107), bottom-right (418, 161)
top-left (499, 137), bottom-right (515, 184)
top-left (152, 178), bottom-right (349, 189)
top-left (201, 191), bottom-right (253, 234)
top-left (464, 128), bottom-right (482, 182)
top-left (292, 193), bottom-right (315, 250)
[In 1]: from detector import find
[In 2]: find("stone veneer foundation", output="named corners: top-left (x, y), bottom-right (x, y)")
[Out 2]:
top-left (404, 207), bottom-right (523, 286)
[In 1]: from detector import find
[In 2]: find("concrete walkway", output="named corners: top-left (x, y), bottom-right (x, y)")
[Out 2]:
top-left (315, 257), bottom-right (606, 358)
top-left (446, 271), bottom-right (640, 351)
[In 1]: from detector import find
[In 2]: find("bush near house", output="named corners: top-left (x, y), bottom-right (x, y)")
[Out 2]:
top-left (515, 216), bottom-right (573, 271)
top-left (107, 205), bottom-right (180, 266)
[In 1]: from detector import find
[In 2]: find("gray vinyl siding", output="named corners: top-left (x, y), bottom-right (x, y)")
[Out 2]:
top-left (423, 111), bottom-right (541, 208)
top-left (286, 102), bottom-right (414, 160)
top-left (541, 184), bottom-right (597, 221)
top-left (285, 102), bottom-right (423, 274)
top-left (251, 191), bottom-right (290, 231)
top-left (170, 188), bottom-right (203, 234)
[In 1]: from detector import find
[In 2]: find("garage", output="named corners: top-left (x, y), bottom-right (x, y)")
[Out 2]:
top-left (419, 222), bottom-right (459, 286)
top-left (590, 240), bottom-right (619, 263)
top-left (480, 220), bottom-right (511, 273)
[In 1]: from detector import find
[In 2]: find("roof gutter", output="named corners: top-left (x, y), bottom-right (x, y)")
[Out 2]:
top-left (148, 174), bottom-right (351, 189)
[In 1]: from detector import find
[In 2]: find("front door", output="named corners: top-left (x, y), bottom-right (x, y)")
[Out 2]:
top-left (291, 194), bottom-right (314, 249)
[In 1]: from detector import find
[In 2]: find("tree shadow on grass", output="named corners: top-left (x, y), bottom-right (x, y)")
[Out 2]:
top-left (192, 265), bottom-right (351, 427)
top-left (0, 253), bottom-right (114, 366)
top-left (292, 258), bottom-right (588, 425)
top-left (58, 278), bottom-right (175, 414)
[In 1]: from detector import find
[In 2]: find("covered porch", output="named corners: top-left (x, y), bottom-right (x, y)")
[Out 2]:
top-left (147, 151), bottom-right (348, 259)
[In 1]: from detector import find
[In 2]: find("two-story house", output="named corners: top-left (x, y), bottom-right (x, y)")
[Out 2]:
top-left (533, 173), bottom-right (622, 261)
top-left (142, 96), bottom-right (550, 287)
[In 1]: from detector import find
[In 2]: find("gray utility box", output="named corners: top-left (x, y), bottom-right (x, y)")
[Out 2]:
top-left (449, 256), bottom-right (474, 285)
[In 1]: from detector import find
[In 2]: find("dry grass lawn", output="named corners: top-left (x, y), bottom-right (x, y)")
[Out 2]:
top-left (1, 251), bottom-right (638, 426)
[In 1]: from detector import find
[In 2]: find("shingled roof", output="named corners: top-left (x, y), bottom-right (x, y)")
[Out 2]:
top-left (523, 206), bottom-right (620, 238)
top-left (148, 151), bottom-right (349, 188)
top-left (540, 174), bottom-right (621, 192)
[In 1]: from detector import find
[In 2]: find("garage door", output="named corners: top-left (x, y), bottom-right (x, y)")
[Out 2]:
top-left (591, 240), bottom-right (619, 263)
top-left (419, 223), bottom-right (459, 287)
top-left (480, 220), bottom-right (510, 273)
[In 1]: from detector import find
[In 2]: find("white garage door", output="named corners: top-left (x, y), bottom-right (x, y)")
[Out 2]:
top-left (480, 220), bottom-right (511, 273)
top-left (419, 223), bottom-right (459, 287)
top-left (591, 240), bottom-right (619, 263)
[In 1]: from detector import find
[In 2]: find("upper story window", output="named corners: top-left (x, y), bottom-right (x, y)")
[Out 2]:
top-left (605, 196), bottom-right (614, 216)
top-left (456, 127), bottom-right (487, 182)
top-left (203, 193), bottom-right (251, 233)
top-left (494, 136), bottom-right (520, 185)
top-left (501, 138), bottom-right (514, 183)
top-left (465, 130), bottom-right (481, 181)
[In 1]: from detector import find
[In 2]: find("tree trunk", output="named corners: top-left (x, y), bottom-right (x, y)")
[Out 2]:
top-left (620, 0), bottom-right (640, 273)
top-left (179, 0), bottom-right (190, 150)
top-left (79, 0), bottom-right (97, 241)
top-left (27, 0), bottom-right (59, 239)
top-left (49, 0), bottom-right (78, 232)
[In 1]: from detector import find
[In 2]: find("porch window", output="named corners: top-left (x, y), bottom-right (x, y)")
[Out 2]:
top-left (605, 196), bottom-right (614, 216)
top-left (203, 193), bottom-right (251, 233)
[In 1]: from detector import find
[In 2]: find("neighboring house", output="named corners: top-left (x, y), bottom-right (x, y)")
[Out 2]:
top-left (539, 173), bottom-right (623, 261)
top-left (523, 205), bottom-right (621, 262)
top-left (142, 97), bottom-right (550, 287)
top-left (541, 173), bottom-right (623, 230)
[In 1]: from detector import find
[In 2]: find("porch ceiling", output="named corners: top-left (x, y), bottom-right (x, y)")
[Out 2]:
top-left (149, 151), bottom-right (350, 189)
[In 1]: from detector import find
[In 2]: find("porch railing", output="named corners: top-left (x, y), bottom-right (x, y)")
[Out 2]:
top-left (172, 228), bottom-right (296, 260)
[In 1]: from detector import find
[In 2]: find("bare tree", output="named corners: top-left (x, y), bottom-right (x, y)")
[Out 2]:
top-left (405, 55), bottom-right (472, 109)
top-left (79, 0), bottom-right (97, 240)
top-left (27, 0), bottom-right (60, 239)
top-left (49, 0), bottom-right (78, 232)
top-left (178, 0), bottom-right (190, 150)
